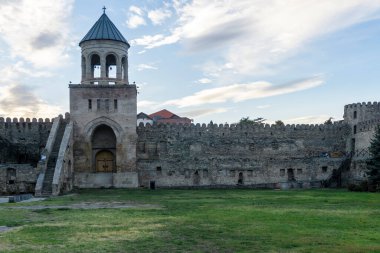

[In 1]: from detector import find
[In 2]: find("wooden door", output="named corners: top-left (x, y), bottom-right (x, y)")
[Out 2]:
top-left (96, 150), bottom-right (114, 172)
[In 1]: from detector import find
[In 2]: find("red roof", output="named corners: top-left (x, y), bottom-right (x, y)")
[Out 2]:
top-left (149, 109), bottom-right (176, 119)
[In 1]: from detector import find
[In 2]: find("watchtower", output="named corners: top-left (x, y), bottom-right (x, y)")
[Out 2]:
top-left (69, 8), bottom-right (138, 188)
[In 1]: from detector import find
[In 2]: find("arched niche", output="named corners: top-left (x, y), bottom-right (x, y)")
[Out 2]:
top-left (91, 124), bottom-right (116, 172)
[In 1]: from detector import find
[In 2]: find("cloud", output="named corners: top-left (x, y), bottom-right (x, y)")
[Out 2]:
top-left (137, 100), bottom-right (161, 112)
top-left (257, 105), bottom-right (271, 109)
top-left (148, 8), bottom-right (172, 25)
top-left (0, 0), bottom-right (74, 68)
top-left (197, 78), bottom-right (212, 84)
top-left (0, 64), bottom-right (61, 118)
top-left (164, 76), bottom-right (323, 108)
top-left (127, 15), bottom-right (146, 29)
top-left (131, 33), bottom-right (180, 49)
top-left (137, 64), bottom-right (158, 71)
top-left (126, 5), bottom-right (146, 29)
top-left (129, 5), bottom-right (144, 16)
top-left (283, 115), bottom-right (332, 124)
top-left (180, 108), bottom-right (228, 118)
top-left (132, 1), bottom-right (380, 75)
top-left (0, 83), bottom-right (61, 118)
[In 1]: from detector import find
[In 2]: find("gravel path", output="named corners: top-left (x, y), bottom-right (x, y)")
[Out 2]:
top-left (3, 202), bottom-right (159, 210)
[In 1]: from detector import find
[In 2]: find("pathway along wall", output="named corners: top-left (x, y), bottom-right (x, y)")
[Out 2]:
top-left (136, 122), bottom-right (350, 188)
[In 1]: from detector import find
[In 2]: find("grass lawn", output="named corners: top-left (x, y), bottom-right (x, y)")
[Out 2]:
top-left (0, 189), bottom-right (379, 252)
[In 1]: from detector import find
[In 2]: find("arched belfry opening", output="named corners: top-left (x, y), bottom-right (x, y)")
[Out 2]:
top-left (91, 54), bottom-right (101, 79)
top-left (92, 125), bottom-right (116, 172)
top-left (106, 54), bottom-right (117, 79)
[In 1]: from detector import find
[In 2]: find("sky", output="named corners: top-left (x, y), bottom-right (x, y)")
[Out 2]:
top-left (0, 0), bottom-right (380, 124)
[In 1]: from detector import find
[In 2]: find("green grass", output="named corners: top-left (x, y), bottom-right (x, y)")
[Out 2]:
top-left (0, 189), bottom-right (379, 252)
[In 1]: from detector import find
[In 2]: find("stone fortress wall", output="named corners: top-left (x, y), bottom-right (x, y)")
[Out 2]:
top-left (0, 117), bottom-right (52, 194)
top-left (136, 121), bottom-right (350, 188)
top-left (0, 117), bottom-right (52, 164)
top-left (0, 101), bottom-right (379, 194)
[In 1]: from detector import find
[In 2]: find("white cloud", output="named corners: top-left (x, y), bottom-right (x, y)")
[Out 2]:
top-left (181, 108), bottom-right (228, 118)
top-left (137, 100), bottom-right (161, 112)
top-left (131, 33), bottom-right (180, 49)
top-left (0, 64), bottom-right (61, 118)
top-left (131, 34), bottom-right (165, 47)
top-left (132, 1), bottom-right (380, 75)
top-left (257, 105), bottom-right (271, 109)
top-left (164, 76), bottom-right (324, 108)
top-left (127, 15), bottom-right (146, 29)
top-left (126, 5), bottom-right (146, 29)
top-left (148, 8), bottom-right (172, 25)
top-left (0, 0), bottom-right (74, 68)
top-left (283, 115), bottom-right (332, 124)
top-left (129, 6), bottom-right (144, 16)
top-left (197, 78), bottom-right (212, 84)
top-left (137, 64), bottom-right (158, 71)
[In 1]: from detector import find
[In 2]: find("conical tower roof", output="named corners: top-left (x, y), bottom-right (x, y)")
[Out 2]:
top-left (79, 12), bottom-right (129, 47)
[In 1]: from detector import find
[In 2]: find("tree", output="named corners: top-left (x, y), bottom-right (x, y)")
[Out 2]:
top-left (324, 117), bottom-right (333, 125)
top-left (366, 126), bottom-right (380, 191)
top-left (239, 117), bottom-right (265, 125)
top-left (275, 120), bottom-right (285, 126)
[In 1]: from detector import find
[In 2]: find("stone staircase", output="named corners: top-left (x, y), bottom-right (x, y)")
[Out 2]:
top-left (40, 122), bottom-right (67, 196)
top-left (323, 157), bottom-right (351, 188)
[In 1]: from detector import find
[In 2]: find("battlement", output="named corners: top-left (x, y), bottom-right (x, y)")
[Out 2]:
top-left (0, 117), bottom-right (54, 123)
top-left (137, 121), bottom-right (349, 136)
top-left (0, 113), bottom-right (70, 124)
top-left (344, 101), bottom-right (380, 109)
top-left (357, 118), bottom-right (380, 133)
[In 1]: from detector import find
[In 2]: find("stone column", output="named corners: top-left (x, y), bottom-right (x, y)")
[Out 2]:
top-left (100, 56), bottom-right (106, 84)
top-left (116, 58), bottom-right (122, 82)
top-left (124, 56), bottom-right (129, 84)
top-left (85, 56), bottom-right (92, 82)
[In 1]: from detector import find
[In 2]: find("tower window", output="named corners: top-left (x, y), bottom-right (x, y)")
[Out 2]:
top-left (88, 99), bottom-right (92, 110)
top-left (353, 125), bottom-right (357, 134)
top-left (114, 99), bottom-right (118, 110)
top-left (353, 111), bottom-right (357, 119)
top-left (97, 99), bottom-right (101, 110)
top-left (351, 138), bottom-right (356, 153)
top-left (105, 99), bottom-right (109, 112)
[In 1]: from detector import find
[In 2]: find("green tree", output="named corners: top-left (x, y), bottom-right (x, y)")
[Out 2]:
top-left (324, 117), bottom-right (333, 125)
top-left (275, 120), bottom-right (285, 126)
top-left (239, 117), bottom-right (265, 125)
top-left (366, 126), bottom-right (380, 191)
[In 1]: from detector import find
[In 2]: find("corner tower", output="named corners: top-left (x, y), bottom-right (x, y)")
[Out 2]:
top-left (69, 8), bottom-right (138, 188)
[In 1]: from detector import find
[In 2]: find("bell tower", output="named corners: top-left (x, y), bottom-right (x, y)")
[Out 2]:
top-left (80, 7), bottom-right (129, 85)
top-left (69, 8), bottom-right (138, 188)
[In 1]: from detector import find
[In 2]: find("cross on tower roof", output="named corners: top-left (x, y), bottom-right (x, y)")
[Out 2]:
top-left (102, 6), bottom-right (106, 14)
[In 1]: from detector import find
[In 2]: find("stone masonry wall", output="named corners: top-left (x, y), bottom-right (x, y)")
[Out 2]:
top-left (0, 164), bottom-right (36, 195)
top-left (137, 122), bottom-right (350, 188)
top-left (0, 117), bottom-right (52, 166)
